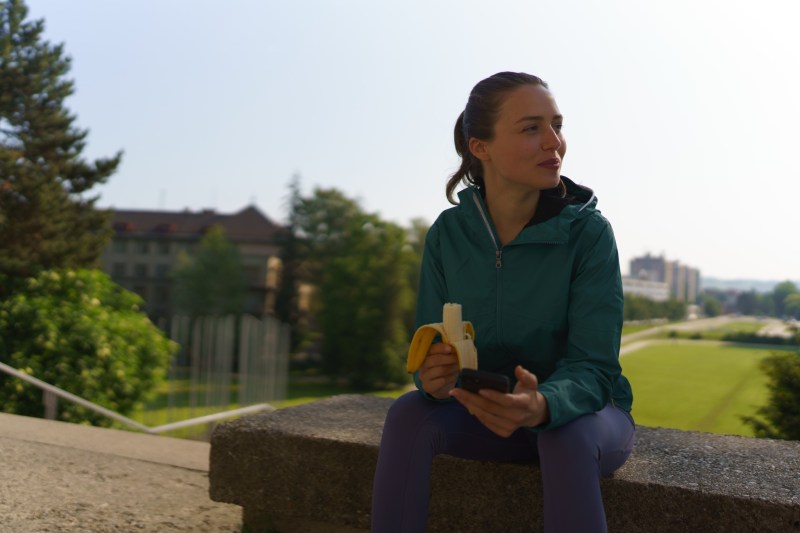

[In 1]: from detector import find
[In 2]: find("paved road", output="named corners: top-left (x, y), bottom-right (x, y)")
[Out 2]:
top-left (0, 412), bottom-right (242, 532)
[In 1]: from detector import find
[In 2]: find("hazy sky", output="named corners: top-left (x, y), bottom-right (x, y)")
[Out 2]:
top-left (24, 0), bottom-right (800, 281)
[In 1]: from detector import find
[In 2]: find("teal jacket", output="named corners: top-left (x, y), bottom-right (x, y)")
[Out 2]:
top-left (414, 178), bottom-right (633, 431)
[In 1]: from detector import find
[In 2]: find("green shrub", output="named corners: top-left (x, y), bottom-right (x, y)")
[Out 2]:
top-left (0, 269), bottom-right (176, 426)
top-left (722, 332), bottom-right (798, 346)
top-left (742, 351), bottom-right (800, 440)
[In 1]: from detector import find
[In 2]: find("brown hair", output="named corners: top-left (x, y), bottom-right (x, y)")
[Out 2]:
top-left (446, 72), bottom-right (562, 204)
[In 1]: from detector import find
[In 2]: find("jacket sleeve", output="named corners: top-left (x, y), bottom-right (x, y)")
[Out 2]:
top-left (533, 219), bottom-right (624, 430)
top-left (411, 222), bottom-right (454, 401)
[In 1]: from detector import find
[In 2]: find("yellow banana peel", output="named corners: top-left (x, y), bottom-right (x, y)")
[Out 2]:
top-left (407, 303), bottom-right (477, 373)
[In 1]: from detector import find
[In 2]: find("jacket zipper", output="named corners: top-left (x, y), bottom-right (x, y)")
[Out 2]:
top-left (472, 193), bottom-right (502, 268)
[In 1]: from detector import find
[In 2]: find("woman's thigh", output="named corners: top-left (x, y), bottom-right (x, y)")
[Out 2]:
top-left (384, 391), bottom-right (537, 463)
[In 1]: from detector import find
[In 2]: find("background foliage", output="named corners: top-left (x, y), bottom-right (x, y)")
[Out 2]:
top-left (0, 0), bottom-right (121, 297)
top-left (172, 225), bottom-right (247, 317)
top-left (278, 182), bottom-right (419, 388)
top-left (742, 349), bottom-right (800, 440)
top-left (0, 269), bottom-right (176, 425)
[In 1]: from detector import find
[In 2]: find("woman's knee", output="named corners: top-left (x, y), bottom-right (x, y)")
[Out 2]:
top-left (537, 412), bottom-right (603, 461)
top-left (384, 391), bottom-right (427, 425)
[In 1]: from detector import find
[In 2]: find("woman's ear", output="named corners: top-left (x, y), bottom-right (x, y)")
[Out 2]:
top-left (468, 138), bottom-right (490, 161)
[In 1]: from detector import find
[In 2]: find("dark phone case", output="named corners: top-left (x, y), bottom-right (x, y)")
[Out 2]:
top-left (459, 368), bottom-right (510, 394)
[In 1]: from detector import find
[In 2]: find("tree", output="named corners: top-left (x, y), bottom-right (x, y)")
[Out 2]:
top-left (735, 291), bottom-right (760, 316)
top-left (772, 281), bottom-right (798, 318)
top-left (742, 351), bottom-right (800, 440)
top-left (403, 217), bottom-right (429, 332)
top-left (274, 176), bottom-right (309, 353)
top-left (785, 294), bottom-right (800, 320)
top-left (703, 296), bottom-right (722, 318)
top-left (623, 294), bottom-right (686, 322)
top-left (172, 225), bottom-right (247, 317)
top-left (0, 269), bottom-right (175, 425)
top-left (0, 1), bottom-right (121, 296)
top-left (290, 187), bottom-right (414, 388)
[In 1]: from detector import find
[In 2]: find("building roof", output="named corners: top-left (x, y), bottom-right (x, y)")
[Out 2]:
top-left (110, 205), bottom-right (284, 243)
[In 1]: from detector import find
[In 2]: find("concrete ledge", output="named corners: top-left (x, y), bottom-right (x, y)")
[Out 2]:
top-left (210, 395), bottom-right (800, 532)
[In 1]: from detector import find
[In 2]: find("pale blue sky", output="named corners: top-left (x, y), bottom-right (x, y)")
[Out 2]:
top-left (25, 0), bottom-right (800, 281)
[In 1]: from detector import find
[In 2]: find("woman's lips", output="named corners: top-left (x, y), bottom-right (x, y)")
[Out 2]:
top-left (538, 158), bottom-right (561, 169)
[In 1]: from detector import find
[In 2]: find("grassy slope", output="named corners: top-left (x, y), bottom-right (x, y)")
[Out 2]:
top-left (620, 343), bottom-right (782, 436)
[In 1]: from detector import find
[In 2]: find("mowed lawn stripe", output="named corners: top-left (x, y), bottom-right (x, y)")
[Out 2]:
top-left (620, 343), bottom-right (780, 437)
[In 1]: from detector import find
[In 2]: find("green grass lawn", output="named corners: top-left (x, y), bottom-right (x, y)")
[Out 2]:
top-left (129, 375), bottom-right (409, 439)
top-left (620, 342), bottom-right (789, 436)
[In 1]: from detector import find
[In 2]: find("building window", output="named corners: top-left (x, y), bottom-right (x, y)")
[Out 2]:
top-left (134, 263), bottom-right (147, 279)
top-left (112, 263), bottom-right (126, 279)
top-left (155, 286), bottom-right (169, 305)
top-left (243, 266), bottom-right (261, 286)
top-left (158, 241), bottom-right (170, 255)
top-left (156, 264), bottom-right (170, 279)
top-left (113, 240), bottom-right (127, 253)
top-left (136, 241), bottom-right (149, 254)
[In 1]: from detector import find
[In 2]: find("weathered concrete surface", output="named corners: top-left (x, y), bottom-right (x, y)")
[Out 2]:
top-left (0, 412), bottom-right (242, 532)
top-left (210, 394), bottom-right (800, 533)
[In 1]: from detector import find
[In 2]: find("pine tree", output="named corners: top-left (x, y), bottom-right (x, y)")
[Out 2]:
top-left (0, 0), bottom-right (121, 296)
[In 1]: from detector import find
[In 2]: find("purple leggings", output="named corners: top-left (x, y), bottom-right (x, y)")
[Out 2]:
top-left (371, 391), bottom-right (635, 533)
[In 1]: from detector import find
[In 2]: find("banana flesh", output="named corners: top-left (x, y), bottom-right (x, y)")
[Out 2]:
top-left (407, 303), bottom-right (477, 373)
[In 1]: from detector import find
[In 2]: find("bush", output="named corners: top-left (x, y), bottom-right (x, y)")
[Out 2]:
top-left (742, 351), bottom-right (800, 440)
top-left (721, 332), bottom-right (798, 346)
top-left (0, 269), bottom-right (176, 425)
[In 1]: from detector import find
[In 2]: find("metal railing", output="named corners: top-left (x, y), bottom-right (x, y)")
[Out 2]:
top-left (0, 360), bottom-right (275, 434)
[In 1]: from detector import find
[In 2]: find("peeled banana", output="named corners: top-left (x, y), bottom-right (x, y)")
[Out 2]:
top-left (407, 303), bottom-right (477, 373)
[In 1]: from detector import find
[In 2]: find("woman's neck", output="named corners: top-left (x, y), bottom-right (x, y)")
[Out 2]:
top-left (484, 185), bottom-right (541, 246)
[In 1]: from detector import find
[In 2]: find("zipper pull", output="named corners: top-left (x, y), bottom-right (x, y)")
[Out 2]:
top-left (495, 249), bottom-right (502, 269)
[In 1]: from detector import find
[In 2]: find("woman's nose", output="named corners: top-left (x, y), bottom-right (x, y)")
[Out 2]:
top-left (541, 126), bottom-right (561, 151)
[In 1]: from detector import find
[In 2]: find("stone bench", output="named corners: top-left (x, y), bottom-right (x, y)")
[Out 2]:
top-left (209, 394), bottom-right (800, 532)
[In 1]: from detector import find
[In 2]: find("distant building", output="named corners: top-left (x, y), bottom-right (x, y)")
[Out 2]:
top-left (100, 206), bottom-right (284, 326)
top-left (622, 276), bottom-right (669, 301)
top-left (630, 253), bottom-right (666, 283)
top-left (628, 253), bottom-right (701, 303)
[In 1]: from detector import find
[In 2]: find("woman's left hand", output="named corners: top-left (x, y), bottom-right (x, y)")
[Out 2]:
top-left (449, 366), bottom-right (550, 437)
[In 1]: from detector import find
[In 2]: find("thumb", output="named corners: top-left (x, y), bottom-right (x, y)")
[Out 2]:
top-left (515, 365), bottom-right (539, 390)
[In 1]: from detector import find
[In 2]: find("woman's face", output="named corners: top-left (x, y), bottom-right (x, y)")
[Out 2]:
top-left (472, 84), bottom-right (566, 194)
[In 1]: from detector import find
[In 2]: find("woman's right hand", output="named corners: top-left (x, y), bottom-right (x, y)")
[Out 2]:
top-left (418, 343), bottom-right (460, 399)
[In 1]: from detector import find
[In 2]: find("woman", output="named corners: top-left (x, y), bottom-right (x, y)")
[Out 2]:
top-left (371, 72), bottom-right (635, 533)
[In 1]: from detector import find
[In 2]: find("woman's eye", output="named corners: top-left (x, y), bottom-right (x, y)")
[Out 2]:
top-left (523, 125), bottom-right (538, 133)
top-left (553, 123), bottom-right (564, 132)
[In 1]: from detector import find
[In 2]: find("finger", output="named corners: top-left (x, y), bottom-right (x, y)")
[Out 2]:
top-left (453, 391), bottom-right (518, 433)
top-left (422, 373), bottom-right (458, 393)
top-left (476, 411), bottom-right (518, 437)
top-left (421, 363), bottom-right (459, 381)
top-left (514, 366), bottom-right (539, 389)
top-left (428, 343), bottom-right (453, 355)
top-left (422, 353), bottom-right (459, 369)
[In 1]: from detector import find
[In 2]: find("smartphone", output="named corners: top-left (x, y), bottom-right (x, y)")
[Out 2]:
top-left (459, 368), bottom-right (510, 394)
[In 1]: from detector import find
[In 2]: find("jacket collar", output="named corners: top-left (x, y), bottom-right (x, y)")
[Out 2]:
top-left (457, 176), bottom-right (597, 246)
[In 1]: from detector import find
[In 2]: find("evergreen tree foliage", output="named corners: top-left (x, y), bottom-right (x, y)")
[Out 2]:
top-left (172, 225), bottom-right (247, 317)
top-left (0, 0), bottom-right (121, 295)
top-left (274, 176), bottom-right (308, 352)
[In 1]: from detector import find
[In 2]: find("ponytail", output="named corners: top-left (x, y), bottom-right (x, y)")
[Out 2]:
top-left (446, 112), bottom-right (475, 204)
